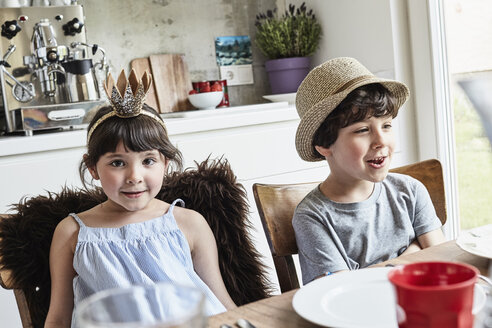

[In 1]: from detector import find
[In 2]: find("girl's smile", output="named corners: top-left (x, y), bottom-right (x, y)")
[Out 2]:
top-left (121, 190), bottom-right (146, 198)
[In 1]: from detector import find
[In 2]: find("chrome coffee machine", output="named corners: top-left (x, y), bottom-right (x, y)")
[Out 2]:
top-left (0, 5), bottom-right (108, 135)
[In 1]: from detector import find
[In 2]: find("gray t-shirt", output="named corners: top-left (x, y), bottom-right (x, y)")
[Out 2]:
top-left (292, 173), bottom-right (442, 284)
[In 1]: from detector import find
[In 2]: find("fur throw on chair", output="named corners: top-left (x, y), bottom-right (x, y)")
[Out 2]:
top-left (0, 158), bottom-right (272, 328)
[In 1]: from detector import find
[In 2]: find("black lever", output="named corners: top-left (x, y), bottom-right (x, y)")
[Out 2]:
top-left (12, 67), bottom-right (30, 78)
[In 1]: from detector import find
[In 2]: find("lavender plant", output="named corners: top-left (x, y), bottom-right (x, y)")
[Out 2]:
top-left (255, 2), bottom-right (322, 60)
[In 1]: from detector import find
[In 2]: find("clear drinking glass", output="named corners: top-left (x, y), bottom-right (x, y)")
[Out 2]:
top-left (473, 261), bottom-right (492, 328)
top-left (75, 282), bottom-right (206, 328)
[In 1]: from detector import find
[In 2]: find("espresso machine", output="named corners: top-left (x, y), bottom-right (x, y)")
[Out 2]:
top-left (0, 5), bottom-right (108, 135)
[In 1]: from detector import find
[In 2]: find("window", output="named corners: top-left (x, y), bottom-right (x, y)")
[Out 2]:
top-left (407, 0), bottom-right (489, 237)
top-left (443, 0), bottom-right (492, 229)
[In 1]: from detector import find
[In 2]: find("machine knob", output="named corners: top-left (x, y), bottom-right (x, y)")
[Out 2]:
top-left (62, 17), bottom-right (84, 36)
top-left (47, 49), bottom-right (58, 62)
top-left (1, 20), bottom-right (21, 40)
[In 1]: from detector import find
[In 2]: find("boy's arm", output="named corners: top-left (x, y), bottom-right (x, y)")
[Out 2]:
top-left (410, 179), bottom-right (446, 250)
top-left (293, 211), bottom-right (350, 282)
top-left (44, 217), bottom-right (78, 328)
top-left (400, 239), bottom-right (422, 256)
top-left (399, 227), bottom-right (446, 257)
top-left (417, 228), bottom-right (446, 248)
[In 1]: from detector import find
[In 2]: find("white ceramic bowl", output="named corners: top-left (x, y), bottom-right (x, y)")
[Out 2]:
top-left (188, 91), bottom-right (223, 110)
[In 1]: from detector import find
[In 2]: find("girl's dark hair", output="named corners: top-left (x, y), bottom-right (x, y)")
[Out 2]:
top-left (312, 83), bottom-right (398, 159)
top-left (79, 104), bottom-right (183, 188)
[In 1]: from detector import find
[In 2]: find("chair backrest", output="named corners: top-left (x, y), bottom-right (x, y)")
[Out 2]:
top-left (252, 158), bottom-right (447, 293)
top-left (253, 182), bottom-right (318, 292)
top-left (390, 159), bottom-right (447, 225)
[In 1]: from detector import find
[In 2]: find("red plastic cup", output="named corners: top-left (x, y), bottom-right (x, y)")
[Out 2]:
top-left (388, 261), bottom-right (478, 328)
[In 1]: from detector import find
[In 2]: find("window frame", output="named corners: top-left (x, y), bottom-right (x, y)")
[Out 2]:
top-left (406, 0), bottom-right (460, 238)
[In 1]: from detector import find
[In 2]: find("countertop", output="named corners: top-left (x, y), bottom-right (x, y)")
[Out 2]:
top-left (0, 102), bottom-right (298, 157)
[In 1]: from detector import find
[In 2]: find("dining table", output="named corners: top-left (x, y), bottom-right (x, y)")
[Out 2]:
top-left (206, 239), bottom-right (491, 328)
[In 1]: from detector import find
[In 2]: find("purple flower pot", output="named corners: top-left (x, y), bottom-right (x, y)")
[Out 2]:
top-left (265, 57), bottom-right (310, 94)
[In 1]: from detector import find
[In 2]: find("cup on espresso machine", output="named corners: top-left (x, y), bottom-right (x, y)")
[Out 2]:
top-left (61, 58), bottom-right (99, 103)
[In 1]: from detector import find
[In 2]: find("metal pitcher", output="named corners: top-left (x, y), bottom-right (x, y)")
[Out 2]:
top-left (62, 59), bottom-right (99, 102)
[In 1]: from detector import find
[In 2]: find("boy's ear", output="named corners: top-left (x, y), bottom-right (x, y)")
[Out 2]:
top-left (315, 145), bottom-right (332, 158)
top-left (84, 154), bottom-right (100, 180)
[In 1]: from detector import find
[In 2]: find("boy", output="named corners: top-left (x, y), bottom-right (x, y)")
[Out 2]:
top-left (293, 57), bottom-right (446, 284)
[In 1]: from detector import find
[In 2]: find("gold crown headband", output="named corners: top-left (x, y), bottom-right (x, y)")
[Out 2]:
top-left (86, 69), bottom-right (167, 143)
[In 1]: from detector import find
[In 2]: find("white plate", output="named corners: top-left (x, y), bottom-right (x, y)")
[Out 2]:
top-left (292, 267), bottom-right (487, 328)
top-left (457, 224), bottom-right (492, 259)
top-left (262, 92), bottom-right (296, 104)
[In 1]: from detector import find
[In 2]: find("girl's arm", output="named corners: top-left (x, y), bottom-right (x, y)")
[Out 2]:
top-left (44, 217), bottom-right (78, 328)
top-left (180, 210), bottom-right (236, 310)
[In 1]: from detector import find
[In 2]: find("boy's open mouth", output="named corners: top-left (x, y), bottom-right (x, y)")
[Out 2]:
top-left (367, 157), bottom-right (385, 166)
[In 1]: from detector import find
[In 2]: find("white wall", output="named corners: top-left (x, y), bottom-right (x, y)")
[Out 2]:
top-left (82, 0), bottom-right (276, 106)
top-left (0, 289), bottom-right (22, 327)
top-left (287, 0), bottom-right (419, 167)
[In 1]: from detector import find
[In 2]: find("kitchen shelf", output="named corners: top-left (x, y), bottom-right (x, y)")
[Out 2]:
top-left (0, 103), bottom-right (297, 156)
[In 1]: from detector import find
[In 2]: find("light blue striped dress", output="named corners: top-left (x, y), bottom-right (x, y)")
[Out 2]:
top-left (70, 199), bottom-right (226, 326)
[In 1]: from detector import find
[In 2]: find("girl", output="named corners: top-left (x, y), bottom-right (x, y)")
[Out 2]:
top-left (44, 70), bottom-right (236, 328)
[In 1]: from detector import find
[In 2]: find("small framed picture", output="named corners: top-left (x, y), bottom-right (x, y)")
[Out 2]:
top-left (215, 35), bottom-right (253, 66)
top-left (215, 36), bottom-right (253, 85)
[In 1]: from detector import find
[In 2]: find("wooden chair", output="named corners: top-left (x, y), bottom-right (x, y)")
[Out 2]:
top-left (0, 215), bottom-right (33, 328)
top-left (252, 158), bottom-right (447, 293)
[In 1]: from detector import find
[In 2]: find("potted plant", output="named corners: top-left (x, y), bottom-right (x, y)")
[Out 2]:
top-left (255, 2), bottom-right (322, 94)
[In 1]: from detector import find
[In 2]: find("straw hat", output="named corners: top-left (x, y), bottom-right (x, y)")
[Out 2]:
top-left (295, 57), bottom-right (410, 162)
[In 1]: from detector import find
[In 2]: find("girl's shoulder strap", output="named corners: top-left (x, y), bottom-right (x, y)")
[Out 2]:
top-left (168, 199), bottom-right (185, 212)
top-left (69, 213), bottom-right (86, 227)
